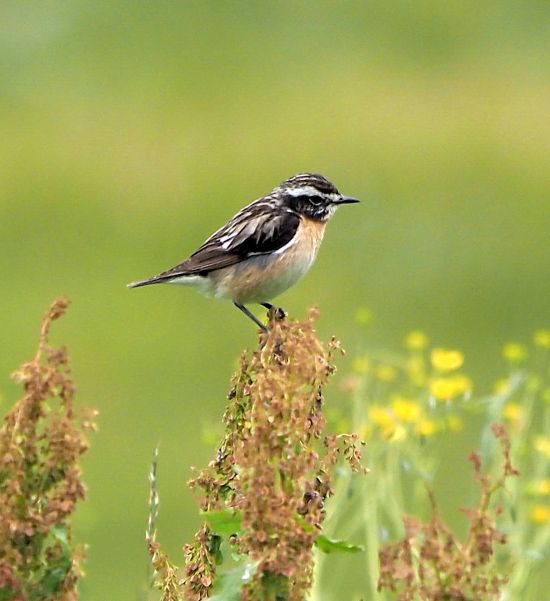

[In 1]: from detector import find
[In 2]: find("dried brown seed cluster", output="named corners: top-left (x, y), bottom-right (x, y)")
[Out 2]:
top-left (0, 298), bottom-right (96, 601)
top-left (182, 309), bottom-right (363, 601)
top-left (378, 424), bottom-right (517, 601)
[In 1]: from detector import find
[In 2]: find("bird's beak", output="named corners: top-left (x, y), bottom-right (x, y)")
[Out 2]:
top-left (335, 195), bottom-right (361, 204)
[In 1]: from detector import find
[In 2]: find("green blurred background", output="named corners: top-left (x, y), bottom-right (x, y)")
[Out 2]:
top-left (1, 2), bottom-right (549, 599)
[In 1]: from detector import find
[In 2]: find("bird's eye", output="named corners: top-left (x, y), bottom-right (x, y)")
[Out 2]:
top-left (308, 195), bottom-right (323, 206)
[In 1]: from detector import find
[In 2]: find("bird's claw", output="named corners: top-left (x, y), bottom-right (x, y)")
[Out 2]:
top-left (274, 307), bottom-right (287, 321)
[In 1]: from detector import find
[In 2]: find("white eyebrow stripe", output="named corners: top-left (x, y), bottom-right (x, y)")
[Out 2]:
top-left (286, 186), bottom-right (323, 197)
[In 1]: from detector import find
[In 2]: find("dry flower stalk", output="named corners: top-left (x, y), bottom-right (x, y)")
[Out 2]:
top-left (0, 298), bottom-right (96, 601)
top-left (378, 423), bottom-right (518, 601)
top-left (147, 447), bottom-right (185, 601)
top-left (181, 309), bottom-right (364, 601)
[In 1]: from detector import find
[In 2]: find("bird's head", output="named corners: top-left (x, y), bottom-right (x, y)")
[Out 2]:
top-left (274, 173), bottom-right (360, 221)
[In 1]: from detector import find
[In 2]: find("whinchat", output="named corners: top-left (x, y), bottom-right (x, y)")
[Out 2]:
top-left (128, 173), bottom-right (360, 331)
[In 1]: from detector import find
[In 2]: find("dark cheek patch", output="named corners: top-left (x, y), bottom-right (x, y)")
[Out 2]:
top-left (305, 205), bottom-right (329, 221)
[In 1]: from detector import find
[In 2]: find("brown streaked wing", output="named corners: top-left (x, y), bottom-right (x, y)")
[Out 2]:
top-left (149, 206), bottom-right (301, 280)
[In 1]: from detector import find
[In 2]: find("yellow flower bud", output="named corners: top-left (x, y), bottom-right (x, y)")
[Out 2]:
top-left (534, 436), bottom-right (550, 459)
top-left (493, 379), bottom-right (511, 395)
top-left (353, 356), bottom-right (370, 374)
top-left (431, 349), bottom-right (464, 372)
top-left (368, 406), bottom-right (394, 429)
top-left (375, 365), bottom-right (397, 382)
top-left (530, 505), bottom-right (550, 524)
top-left (527, 480), bottom-right (550, 496)
top-left (534, 329), bottom-right (550, 349)
top-left (388, 424), bottom-right (407, 443)
top-left (503, 402), bottom-right (523, 423)
top-left (503, 342), bottom-right (528, 363)
top-left (405, 331), bottom-right (429, 351)
top-left (355, 307), bottom-right (373, 326)
top-left (416, 419), bottom-right (437, 437)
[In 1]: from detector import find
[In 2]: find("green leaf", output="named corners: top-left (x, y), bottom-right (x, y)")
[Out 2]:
top-left (208, 534), bottom-right (224, 565)
top-left (209, 562), bottom-right (257, 601)
top-left (0, 586), bottom-right (16, 601)
top-left (315, 534), bottom-right (364, 554)
top-left (202, 509), bottom-right (243, 537)
top-left (40, 525), bottom-right (72, 594)
top-left (51, 524), bottom-right (69, 546)
top-left (41, 565), bottom-right (71, 595)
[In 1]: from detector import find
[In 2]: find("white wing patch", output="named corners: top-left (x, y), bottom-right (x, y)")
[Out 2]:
top-left (272, 235), bottom-right (298, 255)
top-left (219, 221), bottom-right (248, 250)
top-left (220, 235), bottom-right (235, 250)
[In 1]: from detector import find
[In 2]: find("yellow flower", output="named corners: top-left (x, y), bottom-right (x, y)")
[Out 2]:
top-left (368, 406), bottom-right (397, 438)
top-left (416, 419), bottom-right (437, 437)
top-left (388, 423), bottom-right (407, 443)
top-left (431, 378), bottom-right (456, 400)
top-left (353, 356), bottom-right (370, 374)
top-left (503, 342), bottom-right (528, 363)
top-left (534, 329), bottom-right (550, 349)
top-left (451, 375), bottom-right (473, 396)
top-left (368, 406), bottom-right (394, 428)
top-left (534, 436), bottom-right (550, 459)
top-left (493, 378), bottom-right (511, 395)
top-left (503, 402), bottom-right (523, 423)
top-left (527, 480), bottom-right (550, 496)
top-left (391, 397), bottom-right (422, 423)
top-left (530, 505), bottom-right (550, 524)
top-left (405, 331), bottom-right (429, 351)
top-left (431, 349), bottom-right (464, 372)
top-left (430, 375), bottom-right (472, 401)
top-left (355, 307), bottom-right (373, 326)
top-left (375, 364), bottom-right (397, 382)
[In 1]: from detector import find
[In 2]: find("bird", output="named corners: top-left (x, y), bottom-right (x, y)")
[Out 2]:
top-left (128, 173), bottom-right (360, 331)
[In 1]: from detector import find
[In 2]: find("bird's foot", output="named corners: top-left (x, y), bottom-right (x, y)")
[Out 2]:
top-left (274, 306), bottom-right (287, 320)
top-left (261, 302), bottom-right (287, 323)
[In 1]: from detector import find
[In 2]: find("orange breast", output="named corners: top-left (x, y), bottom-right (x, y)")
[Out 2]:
top-left (212, 217), bottom-right (327, 303)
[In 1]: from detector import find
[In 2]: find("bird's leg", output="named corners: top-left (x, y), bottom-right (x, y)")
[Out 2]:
top-left (261, 302), bottom-right (287, 321)
top-left (234, 302), bottom-right (268, 332)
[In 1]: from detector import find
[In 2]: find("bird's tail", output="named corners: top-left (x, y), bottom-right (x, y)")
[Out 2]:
top-left (127, 275), bottom-right (168, 288)
top-left (127, 269), bottom-right (198, 288)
